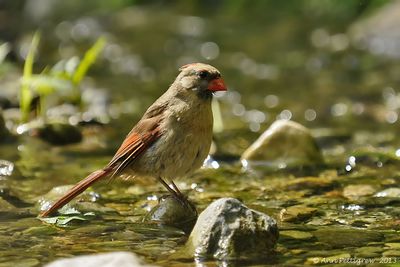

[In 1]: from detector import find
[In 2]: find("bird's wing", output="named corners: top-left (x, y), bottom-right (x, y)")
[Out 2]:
top-left (40, 105), bottom-right (166, 217)
top-left (107, 110), bottom-right (165, 176)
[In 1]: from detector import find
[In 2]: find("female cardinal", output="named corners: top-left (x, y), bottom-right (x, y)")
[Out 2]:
top-left (40, 63), bottom-right (227, 217)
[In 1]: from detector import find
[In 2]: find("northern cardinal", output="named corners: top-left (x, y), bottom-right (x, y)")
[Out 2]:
top-left (40, 63), bottom-right (227, 217)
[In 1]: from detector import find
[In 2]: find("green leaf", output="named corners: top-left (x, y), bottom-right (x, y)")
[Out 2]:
top-left (38, 212), bottom-right (96, 227)
top-left (20, 32), bottom-right (40, 122)
top-left (72, 37), bottom-right (106, 85)
top-left (22, 74), bottom-right (74, 95)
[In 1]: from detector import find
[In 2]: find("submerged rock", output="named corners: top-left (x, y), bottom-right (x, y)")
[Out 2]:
top-left (44, 252), bottom-right (154, 267)
top-left (144, 195), bottom-right (197, 234)
top-left (343, 184), bottom-right (376, 200)
top-left (241, 120), bottom-right (323, 169)
top-left (279, 205), bottom-right (318, 223)
top-left (285, 176), bottom-right (338, 194)
top-left (186, 198), bottom-right (278, 260)
top-left (35, 122), bottom-right (83, 145)
top-left (314, 228), bottom-right (383, 249)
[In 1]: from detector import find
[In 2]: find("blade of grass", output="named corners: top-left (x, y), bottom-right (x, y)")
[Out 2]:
top-left (20, 32), bottom-right (40, 122)
top-left (72, 37), bottom-right (106, 85)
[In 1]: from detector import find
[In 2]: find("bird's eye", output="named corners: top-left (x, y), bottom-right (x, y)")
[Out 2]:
top-left (198, 70), bottom-right (209, 79)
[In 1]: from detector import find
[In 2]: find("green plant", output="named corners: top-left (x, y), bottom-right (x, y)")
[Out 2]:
top-left (20, 33), bottom-right (106, 123)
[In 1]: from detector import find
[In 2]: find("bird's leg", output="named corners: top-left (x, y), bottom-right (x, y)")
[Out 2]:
top-left (170, 179), bottom-right (183, 197)
top-left (157, 177), bottom-right (190, 207)
top-left (168, 178), bottom-right (192, 207)
top-left (157, 176), bottom-right (180, 199)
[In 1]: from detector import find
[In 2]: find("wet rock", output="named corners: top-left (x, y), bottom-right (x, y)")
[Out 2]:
top-left (280, 230), bottom-right (314, 241)
top-left (314, 228), bottom-right (383, 249)
top-left (44, 252), bottom-right (154, 267)
top-left (241, 120), bottom-right (323, 169)
top-left (35, 122), bottom-right (83, 145)
top-left (385, 242), bottom-right (400, 250)
top-left (346, 148), bottom-right (400, 170)
top-left (279, 205), bottom-right (318, 223)
top-left (186, 198), bottom-right (278, 260)
top-left (382, 250), bottom-right (400, 257)
top-left (0, 197), bottom-right (15, 213)
top-left (375, 188), bottom-right (400, 198)
top-left (285, 177), bottom-right (338, 194)
top-left (0, 160), bottom-right (14, 177)
top-left (343, 184), bottom-right (376, 199)
top-left (354, 246), bottom-right (383, 258)
top-left (144, 195), bottom-right (197, 234)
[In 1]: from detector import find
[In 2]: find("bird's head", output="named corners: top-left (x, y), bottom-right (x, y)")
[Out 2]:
top-left (174, 63), bottom-right (227, 100)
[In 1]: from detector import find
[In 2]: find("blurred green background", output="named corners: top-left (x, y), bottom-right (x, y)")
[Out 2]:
top-left (2, 0), bottom-right (399, 135)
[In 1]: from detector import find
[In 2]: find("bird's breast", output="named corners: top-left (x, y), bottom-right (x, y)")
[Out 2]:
top-left (130, 102), bottom-right (213, 179)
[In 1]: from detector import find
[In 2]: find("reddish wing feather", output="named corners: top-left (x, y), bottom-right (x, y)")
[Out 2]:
top-left (40, 110), bottom-right (165, 217)
top-left (40, 168), bottom-right (112, 217)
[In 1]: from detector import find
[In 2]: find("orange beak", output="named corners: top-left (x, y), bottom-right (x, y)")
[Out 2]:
top-left (208, 78), bottom-right (227, 92)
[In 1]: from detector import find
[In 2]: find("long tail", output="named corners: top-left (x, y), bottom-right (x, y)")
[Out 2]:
top-left (40, 168), bottom-right (113, 217)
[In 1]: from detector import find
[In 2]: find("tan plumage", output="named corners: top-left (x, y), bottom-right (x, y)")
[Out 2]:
top-left (40, 63), bottom-right (226, 217)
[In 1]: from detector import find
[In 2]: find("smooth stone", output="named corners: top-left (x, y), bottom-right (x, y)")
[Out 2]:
top-left (241, 120), bottom-right (323, 168)
top-left (280, 230), bottom-right (314, 240)
top-left (285, 177), bottom-right (337, 192)
top-left (44, 252), bottom-right (154, 267)
top-left (144, 195), bottom-right (197, 234)
top-left (279, 205), bottom-right (317, 223)
top-left (343, 184), bottom-right (376, 199)
top-left (382, 250), bottom-right (400, 257)
top-left (313, 229), bottom-right (383, 249)
top-left (375, 188), bottom-right (400, 198)
top-left (186, 198), bottom-right (278, 260)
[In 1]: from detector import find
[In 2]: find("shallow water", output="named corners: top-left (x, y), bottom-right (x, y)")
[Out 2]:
top-left (1, 1), bottom-right (400, 266)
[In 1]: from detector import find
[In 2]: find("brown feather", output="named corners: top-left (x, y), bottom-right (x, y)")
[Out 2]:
top-left (40, 111), bottom-right (165, 217)
top-left (40, 168), bottom-right (112, 217)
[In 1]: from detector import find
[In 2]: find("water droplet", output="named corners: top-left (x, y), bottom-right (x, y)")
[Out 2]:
top-left (304, 109), bottom-right (317, 121)
top-left (264, 95), bottom-right (279, 108)
top-left (331, 103), bottom-right (348, 116)
top-left (200, 42), bottom-right (219, 60)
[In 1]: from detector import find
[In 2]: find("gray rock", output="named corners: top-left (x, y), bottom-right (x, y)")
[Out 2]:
top-left (241, 120), bottom-right (323, 169)
top-left (144, 195), bottom-right (197, 234)
top-left (350, 1), bottom-right (400, 58)
top-left (186, 198), bottom-right (278, 260)
top-left (44, 252), bottom-right (155, 267)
